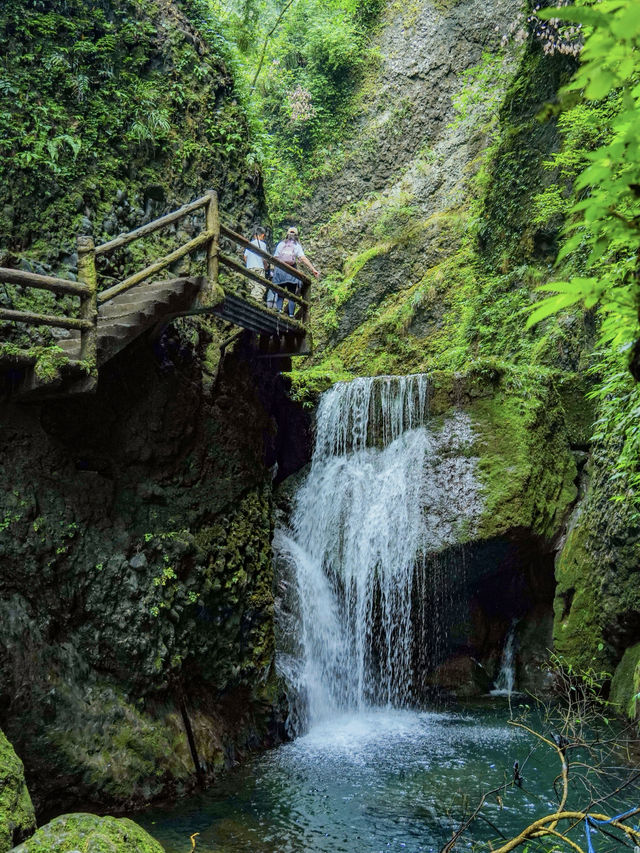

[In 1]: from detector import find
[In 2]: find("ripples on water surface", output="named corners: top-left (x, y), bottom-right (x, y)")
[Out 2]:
top-left (140, 706), bottom-right (566, 853)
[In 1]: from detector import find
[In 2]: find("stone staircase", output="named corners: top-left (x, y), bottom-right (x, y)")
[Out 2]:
top-left (58, 277), bottom-right (205, 366)
top-left (0, 192), bottom-right (313, 400)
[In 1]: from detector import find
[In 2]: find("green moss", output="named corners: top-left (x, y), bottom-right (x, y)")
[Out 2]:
top-left (465, 370), bottom-right (577, 540)
top-left (341, 241), bottom-right (393, 290)
top-left (555, 374), bottom-right (597, 447)
top-left (610, 643), bottom-right (640, 721)
top-left (0, 729), bottom-right (35, 853)
top-left (45, 685), bottom-right (192, 805)
top-left (477, 45), bottom-right (577, 266)
top-left (11, 813), bottom-right (164, 853)
top-left (194, 485), bottom-right (276, 690)
top-left (553, 519), bottom-right (605, 671)
top-left (285, 360), bottom-right (354, 406)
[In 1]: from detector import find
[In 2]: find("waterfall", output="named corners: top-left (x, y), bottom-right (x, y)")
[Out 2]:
top-left (491, 621), bottom-right (518, 697)
top-left (277, 375), bottom-right (481, 720)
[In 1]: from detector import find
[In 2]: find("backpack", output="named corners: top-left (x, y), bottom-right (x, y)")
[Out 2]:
top-left (278, 239), bottom-right (298, 266)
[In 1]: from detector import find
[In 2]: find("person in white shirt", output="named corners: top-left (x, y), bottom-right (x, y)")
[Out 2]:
top-left (266, 226), bottom-right (319, 316)
top-left (243, 226), bottom-right (269, 301)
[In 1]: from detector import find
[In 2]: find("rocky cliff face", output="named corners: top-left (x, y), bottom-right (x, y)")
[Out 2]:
top-left (0, 0), bottom-right (309, 818)
top-left (292, 0), bottom-right (580, 379)
top-left (0, 324), bottom-right (308, 813)
top-left (281, 0), bottom-right (637, 701)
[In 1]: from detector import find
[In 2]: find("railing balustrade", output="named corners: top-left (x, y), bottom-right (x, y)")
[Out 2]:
top-left (0, 190), bottom-right (311, 380)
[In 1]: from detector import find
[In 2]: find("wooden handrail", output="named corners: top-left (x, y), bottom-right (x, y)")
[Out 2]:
top-left (219, 224), bottom-right (312, 287)
top-left (0, 307), bottom-right (93, 330)
top-left (0, 267), bottom-right (90, 297)
top-left (0, 191), bottom-right (313, 382)
top-left (95, 194), bottom-right (210, 256)
top-left (98, 232), bottom-right (212, 303)
top-left (218, 253), bottom-right (309, 308)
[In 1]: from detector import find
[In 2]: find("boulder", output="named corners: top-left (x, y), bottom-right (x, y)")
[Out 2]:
top-left (10, 813), bottom-right (164, 853)
top-left (0, 729), bottom-right (36, 853)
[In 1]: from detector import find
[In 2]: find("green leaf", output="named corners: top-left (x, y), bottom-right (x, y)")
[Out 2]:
top-left (525, 292), bottom-right (585, 328)
top-left (585, 70), bottom-right (618, 101)
top-left (536, 6), bottom-right (609, 27)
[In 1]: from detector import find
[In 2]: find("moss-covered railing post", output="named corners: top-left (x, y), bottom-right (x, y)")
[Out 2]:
top-left (205, 189), bottom-right (220, 293)
top-left (77, 234), bottom-right (98, 369)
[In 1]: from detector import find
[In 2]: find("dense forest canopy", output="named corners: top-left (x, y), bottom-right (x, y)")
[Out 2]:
top-left (208, 0), bottom-right (383, 221)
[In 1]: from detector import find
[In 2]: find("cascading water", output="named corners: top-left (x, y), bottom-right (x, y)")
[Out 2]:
top-left (276, 375), bottom-right (482, 721)
top-left (145, 381), bottom-right (588, 853)
top-left (491, 620), bottom-right (519, 697)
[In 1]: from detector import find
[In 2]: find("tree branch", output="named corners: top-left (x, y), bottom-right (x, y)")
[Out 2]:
top-left (250, 0), bottom-right (296, 90)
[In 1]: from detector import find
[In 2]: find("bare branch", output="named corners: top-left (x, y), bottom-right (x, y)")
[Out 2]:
top-left (250, 0), bottom-right (297, 89)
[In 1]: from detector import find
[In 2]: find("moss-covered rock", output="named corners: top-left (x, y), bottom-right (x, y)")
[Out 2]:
top-left (11, 813), bottom-right (163, 853)
top-left (385, 365), bottom-right (579, 546)
top-left (0, 730), bottom-right (35, 853)
top-left (610, 643), bottom-right (640, 721)
top-left (0, 330), bottom-right (293, 813)
top-left (468, 375), bottom-right (577, 541)
top-left (553, 438), bottom-right (640, 673)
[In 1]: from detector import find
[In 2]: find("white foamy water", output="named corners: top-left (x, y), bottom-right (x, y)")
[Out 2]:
top-left (141, 706), bottom-right (558, 853)
top-left (491, 620), bottom-right (519, 697)
top-left (277, 375), bottom-right (483, 720)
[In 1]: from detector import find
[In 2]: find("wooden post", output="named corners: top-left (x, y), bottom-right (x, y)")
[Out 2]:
top-left (77, 235), bottom-right (98, 367)
top-left (205, 189), bottom-right (219, 291)
top-left (299, 278), bottom-right (311, 354)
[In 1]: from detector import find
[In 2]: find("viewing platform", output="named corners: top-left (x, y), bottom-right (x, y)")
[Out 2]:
top-left (0, 191), bottom-right (312, 399)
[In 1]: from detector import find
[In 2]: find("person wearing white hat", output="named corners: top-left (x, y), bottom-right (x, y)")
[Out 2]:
top-left (266, 226), bottom-right (320, 316)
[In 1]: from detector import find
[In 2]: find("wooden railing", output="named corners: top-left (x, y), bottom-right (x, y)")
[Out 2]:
top-left (218, 224), bottom-right (311, 327)
top-left (95, 191), bottom-right (218, 304)
top-left (0, 190), bottom-right (311, 376)
top-left (0, 240), bottom-right (98, 365)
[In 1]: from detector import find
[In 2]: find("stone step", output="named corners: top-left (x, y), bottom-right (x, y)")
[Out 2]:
top-left (99, 300), bottom-right (168, 322)
top-left (98, 278), bottom-right (192, 303)
top-left (100, 284), bottom-right (177, 307)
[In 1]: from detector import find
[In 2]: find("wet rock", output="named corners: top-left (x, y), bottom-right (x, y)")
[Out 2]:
top-left (129, 553), bottom-right (147, 569)
top-left (0, 729), bottom-right (35, 853)
top-left (78, 217), bottom-right (93, 235)
top-left (10, 813), bottom-right (163, 853)
top-left (434, 655), bottom-right (491, 697)
top-left (59, 251), bottom-right (78, 270)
